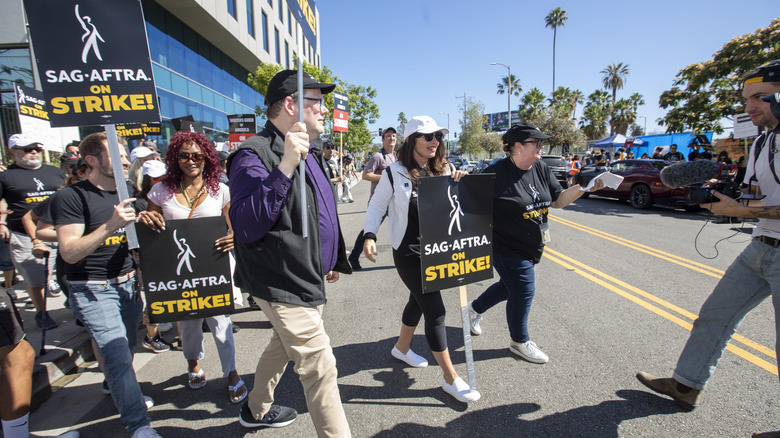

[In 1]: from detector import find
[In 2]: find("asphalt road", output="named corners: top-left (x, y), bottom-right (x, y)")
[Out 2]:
top-left (27, 181), bottom-right (779, 438)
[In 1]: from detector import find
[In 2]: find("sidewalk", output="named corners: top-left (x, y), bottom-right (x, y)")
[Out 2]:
top-left (5, 282), bottom-right (95, 409)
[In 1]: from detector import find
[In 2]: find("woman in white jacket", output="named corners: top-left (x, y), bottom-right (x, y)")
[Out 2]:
top-left (362, 115), bottom-right (479, 403)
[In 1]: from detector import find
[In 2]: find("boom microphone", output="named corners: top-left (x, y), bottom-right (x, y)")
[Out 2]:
top-left (659, 159), bottom-right (721, 188)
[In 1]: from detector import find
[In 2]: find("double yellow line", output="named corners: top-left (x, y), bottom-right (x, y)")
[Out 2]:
top-left (544, 215), bottom-right (777, 375)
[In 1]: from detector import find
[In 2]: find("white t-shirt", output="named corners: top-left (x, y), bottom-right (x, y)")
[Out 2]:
top-left (743, 131), bottom-right (780, 239)
top-left (148, 182), bottom-right (230, 220)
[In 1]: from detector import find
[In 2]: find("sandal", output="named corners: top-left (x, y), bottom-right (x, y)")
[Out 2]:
top-left (229, 378), bottom-right (247, 404)
top-left (188, 368), bottom-right (207, 389)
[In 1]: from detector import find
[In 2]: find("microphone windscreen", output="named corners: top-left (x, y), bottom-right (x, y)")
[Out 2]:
top-left (659, 160), bottom-right (721, 188)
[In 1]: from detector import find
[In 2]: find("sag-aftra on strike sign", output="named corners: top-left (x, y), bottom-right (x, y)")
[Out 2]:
top-left (24, 0), bottom-right (160, 127)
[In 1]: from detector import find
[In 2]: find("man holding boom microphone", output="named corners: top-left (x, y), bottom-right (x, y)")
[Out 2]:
top-left (636, 59), bottom-right (780, 438)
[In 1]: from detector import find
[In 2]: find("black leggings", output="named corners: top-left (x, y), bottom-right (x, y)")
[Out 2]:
top-left (392, 249), bottom-right (447, 352)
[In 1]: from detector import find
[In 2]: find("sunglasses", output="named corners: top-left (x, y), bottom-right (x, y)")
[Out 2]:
top-left (420, 132), bottom-right (444, 142)
top-left (18, 146), bottom-right (43, 153)
top-left (324, 145), bottom-right (334, 150)
top-left (522, 139), bottom-right (544, 148)
top-left (177, 152), bottom-right (205, 163)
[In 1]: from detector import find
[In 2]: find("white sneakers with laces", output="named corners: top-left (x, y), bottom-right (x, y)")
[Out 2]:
top-left (468, 301), bottom-right (483, 336)
top-left (510, 340), bottom-right (549, 364)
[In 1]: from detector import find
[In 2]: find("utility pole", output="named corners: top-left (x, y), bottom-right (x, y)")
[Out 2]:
top-left (439, 112), bottom-right (450, 155)
top-left (491, 62), bottom-right (511, 130)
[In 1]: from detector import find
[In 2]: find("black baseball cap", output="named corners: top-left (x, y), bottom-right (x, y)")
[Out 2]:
top-left (60, 152), bottom-right (79, 164)
top-left (264, 70), bottom-right (336, 106)
top-left (744, 59), bottom-right (780, 84)
top-left (216, 151), bottom-right (229, 161)
top-left (382, 127), bottom-right (396, 136)
top-left (502, 122), bottom-right (551, 146)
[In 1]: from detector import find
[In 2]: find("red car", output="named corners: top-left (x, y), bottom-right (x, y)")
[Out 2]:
top-left (579, 159), bottom-right (697, 211)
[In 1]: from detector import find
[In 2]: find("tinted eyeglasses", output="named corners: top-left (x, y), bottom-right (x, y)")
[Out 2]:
top-left (177, 152), bottom-right (205, 163)
top-left (420, 132), bottom-right (444, 142)
top-left (324, 145), bottom-right (334, 150)
top-left (18, 145), bottom-right (43, 154)
top-left (522, 139), bottom-right (544, 148)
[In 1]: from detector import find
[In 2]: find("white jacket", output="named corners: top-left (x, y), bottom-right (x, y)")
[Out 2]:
top-left (364, 161), bottom-right (452, 250)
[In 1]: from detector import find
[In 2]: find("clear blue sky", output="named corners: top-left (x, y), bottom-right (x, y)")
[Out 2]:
top-left (317, 0), bottom-right (776, 144)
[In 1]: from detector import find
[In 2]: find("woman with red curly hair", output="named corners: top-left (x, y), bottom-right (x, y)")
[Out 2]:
top-left (140, 131), bottom-right (246, 404)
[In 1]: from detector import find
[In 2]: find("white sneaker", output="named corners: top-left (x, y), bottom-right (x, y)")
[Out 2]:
top-left (442, 377), bottom-right (481, 403)
top-left (468, 301), bottom-right (483, 336)
top-left (391, 346), bottom-right (428, 368)
top-left (47, 280), bottom-right (62, 297)
top-left (510, 340), bottom-right (549, 364)
top-left (144, 395), bottom-right (154, 409)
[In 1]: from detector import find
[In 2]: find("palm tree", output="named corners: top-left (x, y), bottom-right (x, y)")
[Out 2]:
top-left (545, 7), bottom-right (568, 92)
top-left (549, 86), bottom-right (584, 118)
top-left (600, 62), bottom-right (630, 104)
top-left (496, 74), bottom-right (522, 98)
top-left (518, 88), bottom-right (546, 121)
top-left (579, 90), bottom-right (612, 140)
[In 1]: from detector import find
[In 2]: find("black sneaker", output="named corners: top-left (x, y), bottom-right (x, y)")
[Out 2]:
top-left (142, 335), bottom-right (171, 353)
top-left (239, 403), bottom-right (296, 428)
top-left (102, 380), bottom-right (111, 395)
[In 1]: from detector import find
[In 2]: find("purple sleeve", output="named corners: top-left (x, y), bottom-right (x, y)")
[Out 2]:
top-left (228, 149), bottom-right (293, 243)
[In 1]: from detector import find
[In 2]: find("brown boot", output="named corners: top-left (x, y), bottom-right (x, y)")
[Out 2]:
top-left (636, 372), bottom-right (701, 411)
top-left (753, 431), bottom-right (780, 438)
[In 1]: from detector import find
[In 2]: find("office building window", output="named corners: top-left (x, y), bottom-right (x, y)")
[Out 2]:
top-left (288, 9), bottom-right (292, 35)
top-left (262, 11), bottom-right (269, 52)
top-left (274, 28), bottom-right (280, 64)
top-left (278, 0), bottom-right (283, 21)
top-left (227, 0), bottom-right (236, 19)
top-left (246, 0), bottom-right (254, 37)
top-left (285, 41), bottom-right (289, 69)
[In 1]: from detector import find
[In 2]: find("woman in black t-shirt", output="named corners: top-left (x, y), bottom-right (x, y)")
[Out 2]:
top-left (468, 123), bottom-right (603, 365)
top-left (362, 115), bottom-right (478, 403)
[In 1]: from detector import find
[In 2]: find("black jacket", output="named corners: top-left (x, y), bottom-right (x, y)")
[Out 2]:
top-left (227, 122), bottom-right (351, 307)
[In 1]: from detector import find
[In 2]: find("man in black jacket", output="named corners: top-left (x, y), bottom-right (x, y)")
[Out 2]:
top-left (228, 70), bottom-right (351, 436)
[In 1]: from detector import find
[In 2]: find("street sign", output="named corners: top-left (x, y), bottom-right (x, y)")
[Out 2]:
top-left (333, 91), bottom-right (349, 133)
top-left (23, 0), bottom-right (160, 127)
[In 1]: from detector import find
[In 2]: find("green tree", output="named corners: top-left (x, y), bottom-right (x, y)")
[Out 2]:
top-left (549, 86), bottom-right (583, 118)
top-left (475, 132), bottom-right (504, 158)
top-left (658, 18), bottom-right (780, 133)
top-left (526, 104), bottom-right (585, 155)
top-left (579, 90), bottom-right (611, 140)
top-left (545, 7), bottom-right (568, 91)
top-left (610, 99), bottom-right (636, 136)
top-left (518, 88), bottom-right (546, 121)
top-left (247, 61), bottom-right (338, 120)
top-left (458, 96), bottom-right (486, 157)
top-left (601, 62), bottom-right (630, 104)
top-left (397, 111), bottom-right (407, 145)
top-left (496, 74), bottom-right (522, 98)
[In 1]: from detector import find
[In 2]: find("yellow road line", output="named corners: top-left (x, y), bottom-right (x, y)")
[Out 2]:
top-left (549, 215), bottom-right (725, 278)
top-left (542, 249), bottom-right (777, 375)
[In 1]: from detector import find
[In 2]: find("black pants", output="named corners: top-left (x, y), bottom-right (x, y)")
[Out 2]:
top-left (392, 249), bottom-right (447, 352)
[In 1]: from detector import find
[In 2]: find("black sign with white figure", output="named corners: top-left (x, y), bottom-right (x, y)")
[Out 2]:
top-left (137, 217), bottom-right (234, 323)
top-left (24, 0), bottom-right (160, 127)
top-left (418, 174), bottom-right (495, 293)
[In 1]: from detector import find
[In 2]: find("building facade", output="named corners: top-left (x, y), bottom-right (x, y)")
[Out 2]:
top-left (0, 0), bottom-right (321, 153)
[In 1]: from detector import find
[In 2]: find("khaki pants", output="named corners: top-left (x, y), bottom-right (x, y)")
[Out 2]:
top-left (248, 299), bottom-right (350, 438)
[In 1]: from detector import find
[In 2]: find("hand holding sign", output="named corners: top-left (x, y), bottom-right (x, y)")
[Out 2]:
top-left (108, 197), bottom-right (136, 232)
top-left (279, 122), bottom-right (310, 177)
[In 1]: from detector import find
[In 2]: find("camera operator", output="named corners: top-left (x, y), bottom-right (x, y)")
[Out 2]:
top-left (636, 59), bottom-right (780, 438)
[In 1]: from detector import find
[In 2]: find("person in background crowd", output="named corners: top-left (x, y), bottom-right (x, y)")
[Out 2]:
top-left (688, 142), bottom-right (713, 162)
top-left (469, 123), bottom-right (604, 365)
top-left (216, 150), bottom-right (230, 185)
top-left (636, 60), bottom-right (780, 438)
top-left (362, 115), bottom-right (479, 403)
top-left (140, 131), bottom-right (245, 404)
top-left (128, 146), bottom-right (161, 194)
top-left (567, 154), bottom-right (581, 187)
top-left (228, 70), bottom-right (351, 435)
top-left (341, 156), bottom-right (356, 203)
top-left (664, 144), bottom-right (686, 162)
top-left (652, 146), bottom-right (664, 159)
top-left (717, 150), bottom-right (733, 164)
top-left (348, 127), bottom-right (397, 270)
top-left (60, 152), bottom-right (79, 176)
top-left (584, 150), bottom-right (594, 165)
top-left (321, 141), bottom-right (341, 186)
top-left (0, 199), bottom-right (18, 298)
top-left (640, 153), bottom-right (649, 159)
top-left (52, 131), bottom-right (160, 438)
top-left (65, 142), bottom-right (80, 157)
top-left (0, 134), bottom-right (66, 329)
top-left (627, 151), bottom-right (635, 159)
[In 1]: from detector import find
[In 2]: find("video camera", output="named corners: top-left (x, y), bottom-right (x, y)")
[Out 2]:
top-left (684, 164), bottom-right (741, 205)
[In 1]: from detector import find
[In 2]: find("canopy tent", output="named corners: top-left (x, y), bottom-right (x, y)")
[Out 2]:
top-left (589, 134), bottom-right (645, 148)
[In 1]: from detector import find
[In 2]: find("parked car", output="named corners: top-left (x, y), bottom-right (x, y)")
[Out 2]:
top-left (578, 159), bottom-right (695, 211)
top-left (540, 155), bottom-right (569, 188)
top-left (447, 156), bottom-right (464, 170)
top-left (473, 157), bottom-right (502, 173)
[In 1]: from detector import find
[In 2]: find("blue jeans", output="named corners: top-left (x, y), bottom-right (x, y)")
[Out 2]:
top-left (472, 253), bottom-right (535, 344)
top-left (674, 239), bottom-right (780, 390)
top-left (68, 279), bottom-right (150, 434)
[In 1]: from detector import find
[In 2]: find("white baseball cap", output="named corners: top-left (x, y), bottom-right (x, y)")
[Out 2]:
top-left (8, 133), bottom-right (43, 149)
top-left (404, 115), bottom-right (449, 137)
top-left (130, 146), bottom-right (158, 162)
top-left (141, 160), bottom-right (166, 178)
